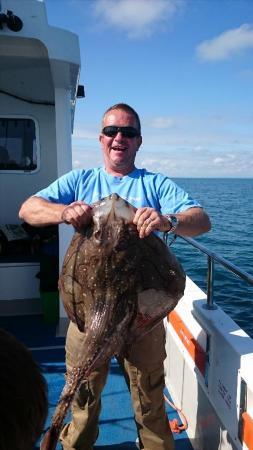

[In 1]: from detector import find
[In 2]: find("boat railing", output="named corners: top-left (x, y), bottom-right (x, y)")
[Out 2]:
top-left (170, 235), bottom-right (253, 310)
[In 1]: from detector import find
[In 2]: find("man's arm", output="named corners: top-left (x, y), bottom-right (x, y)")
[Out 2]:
top-left (171, 207), bottom-right (211, 237)
top-left (19, 196), bottom-right (92, 230)
top-left (19, 196), bottom-right (66, 226)
top-left (133, 206), bottom-right (211, 239)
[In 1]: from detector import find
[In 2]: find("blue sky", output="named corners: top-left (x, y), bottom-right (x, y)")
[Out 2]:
top-left (45, 0), bottom-right (253, 178)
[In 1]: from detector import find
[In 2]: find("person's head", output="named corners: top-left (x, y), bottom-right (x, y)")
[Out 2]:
top-left (99, 103), bottom-right (142, 176)
top-left (0, 329), bottom-right (48, 450)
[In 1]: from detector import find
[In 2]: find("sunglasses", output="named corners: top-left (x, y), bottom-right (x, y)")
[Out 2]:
top-left (102, 126), bottom-right (140, 138)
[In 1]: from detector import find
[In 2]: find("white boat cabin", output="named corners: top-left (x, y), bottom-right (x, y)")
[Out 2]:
top-left (0, 0), bottom-right (81, 315)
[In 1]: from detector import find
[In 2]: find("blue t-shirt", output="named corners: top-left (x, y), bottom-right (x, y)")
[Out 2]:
top-left (35, 167), bottom-right (201, 214)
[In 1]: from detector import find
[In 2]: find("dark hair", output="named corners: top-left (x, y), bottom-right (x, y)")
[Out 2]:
top-left (102, 103), bottom-right (141, 132)
top-left (0, 329), bottom-right (48, 450)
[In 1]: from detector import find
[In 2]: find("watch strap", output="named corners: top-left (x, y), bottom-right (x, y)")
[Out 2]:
top-left (164, 214), bottom-right (179, 234)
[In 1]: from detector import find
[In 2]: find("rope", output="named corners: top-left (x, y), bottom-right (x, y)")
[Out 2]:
top-left (164, 393), bottom-right (188, 434)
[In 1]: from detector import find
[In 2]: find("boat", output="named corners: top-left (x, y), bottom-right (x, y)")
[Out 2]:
top-left (0, 1), bottom-right (252, 449)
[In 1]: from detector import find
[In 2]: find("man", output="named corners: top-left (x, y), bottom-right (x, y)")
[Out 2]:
top-left (19, 103), bottom-right (211, 450)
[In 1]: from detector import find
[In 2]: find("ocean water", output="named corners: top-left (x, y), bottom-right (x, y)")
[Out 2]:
top-left (170, 178), bottom-right (253, 338)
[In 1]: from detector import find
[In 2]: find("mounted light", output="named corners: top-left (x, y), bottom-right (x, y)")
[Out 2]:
top-left (77, 85), bottom-right (85, 98)
top-left (0, 10), bottom-right (23, 32)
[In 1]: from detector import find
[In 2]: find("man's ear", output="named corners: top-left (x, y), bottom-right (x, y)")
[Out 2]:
top-left (136, 135), bottom-right (142, 151)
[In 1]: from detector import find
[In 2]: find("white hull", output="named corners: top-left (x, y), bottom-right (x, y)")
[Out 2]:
top-left (164, 277), bottom-right (253, 450)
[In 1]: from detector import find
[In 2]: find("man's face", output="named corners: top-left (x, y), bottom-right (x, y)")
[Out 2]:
top-left (99, 109), bottom-right (142, 175)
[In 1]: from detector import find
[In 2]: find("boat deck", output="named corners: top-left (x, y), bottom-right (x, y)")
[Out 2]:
top-left (0, 315), bottom-right (193, 449)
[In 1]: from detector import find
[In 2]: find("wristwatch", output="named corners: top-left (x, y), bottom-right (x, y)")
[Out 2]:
top-left (164, 215), bottom-right (179, 234)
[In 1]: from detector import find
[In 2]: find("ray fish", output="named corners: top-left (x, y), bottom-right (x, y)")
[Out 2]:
top-left (40, 193), bottom-right (186, 450)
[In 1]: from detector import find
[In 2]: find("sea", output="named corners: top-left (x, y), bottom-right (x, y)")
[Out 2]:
top-left (170, 178), bottom-right (253, 338)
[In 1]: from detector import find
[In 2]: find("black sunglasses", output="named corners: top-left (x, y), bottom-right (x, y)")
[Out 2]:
top-left (102, 126), bottom-right (140, 138)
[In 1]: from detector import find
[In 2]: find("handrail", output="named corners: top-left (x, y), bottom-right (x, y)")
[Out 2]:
top-left (177, 236), bottom-right (253, 309)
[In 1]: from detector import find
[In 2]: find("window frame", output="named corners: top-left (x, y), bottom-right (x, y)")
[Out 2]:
top-left (0, 115), bottom-right (40, 174)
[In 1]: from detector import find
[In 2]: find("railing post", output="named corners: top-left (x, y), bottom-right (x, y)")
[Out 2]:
top-left (205, 255), bottom-right (217, 310)
top-left (178, 235), bottom-right (253, 310)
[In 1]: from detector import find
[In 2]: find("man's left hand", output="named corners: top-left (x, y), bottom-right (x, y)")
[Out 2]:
top-left (133, 207), bottom-right (170, 239)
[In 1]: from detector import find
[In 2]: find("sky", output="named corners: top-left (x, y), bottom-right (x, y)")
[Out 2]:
top-left (44, 0), bottom-right (253, 178)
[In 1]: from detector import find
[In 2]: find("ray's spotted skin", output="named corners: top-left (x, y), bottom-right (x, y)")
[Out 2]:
top-left (40, 194), bottom-right (185, 450)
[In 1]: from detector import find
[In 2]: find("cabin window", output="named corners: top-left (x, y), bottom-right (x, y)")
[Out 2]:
top-left (0, 118), bottom-right (38, 172)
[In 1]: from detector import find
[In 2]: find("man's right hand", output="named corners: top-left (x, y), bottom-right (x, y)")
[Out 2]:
top-left (61, 201), bottom-right (92, 231)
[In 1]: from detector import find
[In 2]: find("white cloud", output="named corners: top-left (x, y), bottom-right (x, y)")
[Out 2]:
top-left (71, 136), bottom-right (253, 177)
top-left (93, 0), bottom-right (182, 38)
top-left (72, 144), bottom-right (103, 169)
top-left (71, 113), bottom-right (253, 177)
top-left (213, 157), bottom-right (224, 165)
top-left (135, 148), bottom-right (253, 178)
top-left (197, 24), bottom-right (253, 61)
top-left (73, 126), bottom-right (99, 140)
top-left (148, 116), bottom-right (176, 128)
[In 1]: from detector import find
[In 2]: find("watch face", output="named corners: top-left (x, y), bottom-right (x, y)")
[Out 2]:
top-left (164, 214), bottom-right (178, 233)
top-left (170, 216), bottom-right (178, 227)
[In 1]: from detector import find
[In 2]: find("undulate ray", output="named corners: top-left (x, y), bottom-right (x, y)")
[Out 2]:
top-left (40, 193), bottom-right (186, 450)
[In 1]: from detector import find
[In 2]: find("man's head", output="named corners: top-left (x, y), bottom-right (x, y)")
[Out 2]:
top-left (100, 103), bottom-right (142, 176)
top-left (0, 329), bottom-right (48, 450)
top-left (102, 103), bottom-right (141, 133)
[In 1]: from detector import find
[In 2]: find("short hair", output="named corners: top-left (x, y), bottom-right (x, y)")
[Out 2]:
top-left (0, 329), bottom-right (48, 450)
top-left (102, 103), bottom-right (141, 133)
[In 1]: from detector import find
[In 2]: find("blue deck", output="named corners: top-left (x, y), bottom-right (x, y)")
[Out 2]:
top-left (0, 315), bottom-right (192, 449)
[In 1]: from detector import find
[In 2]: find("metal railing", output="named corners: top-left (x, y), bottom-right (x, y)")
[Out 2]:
top-left (177, 236), bottom-right (253, 310)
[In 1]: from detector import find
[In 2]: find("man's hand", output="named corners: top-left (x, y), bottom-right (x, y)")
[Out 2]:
top-left (133, 207), bottom-right (170, 239)
top-left (61, 201), bottom-right (92, 231)
top-left (133, 206), bottom-right (211, 239)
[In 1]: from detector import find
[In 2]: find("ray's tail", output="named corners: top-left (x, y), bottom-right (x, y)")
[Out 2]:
top-left (40, 365), bottom-right (89, 450)
top-left (39, 330), bottom-right (121, 450)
